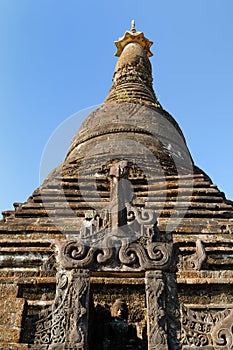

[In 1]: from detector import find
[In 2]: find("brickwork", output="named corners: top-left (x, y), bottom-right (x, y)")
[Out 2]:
top-left (0, 23), bottom-right (233, 349)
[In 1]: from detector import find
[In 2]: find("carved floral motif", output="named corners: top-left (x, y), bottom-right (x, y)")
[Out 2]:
top-left (145, 271), bottom-right (168, 350)
top-left (164, 273), bottom-right (182, 350)
top-left (33, 269), bottom-right (90, 350)
top-left (180, 304), bottom-right (233, 349)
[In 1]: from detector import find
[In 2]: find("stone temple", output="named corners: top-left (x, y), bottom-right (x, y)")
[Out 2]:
top-left (1, 22), bottom-right (233, 350)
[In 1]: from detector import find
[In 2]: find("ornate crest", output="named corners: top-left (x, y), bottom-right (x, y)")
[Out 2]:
top-left (56, 161), bottom-right (173, 271)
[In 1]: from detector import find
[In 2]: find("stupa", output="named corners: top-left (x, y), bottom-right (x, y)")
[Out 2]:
top-left (0, 21), bottom-right (233, 350)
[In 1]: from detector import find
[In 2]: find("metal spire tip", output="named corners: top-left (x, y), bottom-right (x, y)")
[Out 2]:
top-left (131, 19), bottom-right (136, 33)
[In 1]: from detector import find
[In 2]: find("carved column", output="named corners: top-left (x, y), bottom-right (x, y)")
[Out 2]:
top-left (145, 270), bottom-right (168, 350)
top-left (33, 269), bottom-right (90, 350)
top-left (63, 269), bottom-right (90, 350)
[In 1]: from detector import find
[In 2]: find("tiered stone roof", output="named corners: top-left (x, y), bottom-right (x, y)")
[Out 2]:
top-left (0, 22), bottom-right (233, 349)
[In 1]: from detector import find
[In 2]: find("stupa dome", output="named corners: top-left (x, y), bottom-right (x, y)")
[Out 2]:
top-left (65, 24), bottom-right (191, 177)
top-left (0, 21), bottom-right (233, 350)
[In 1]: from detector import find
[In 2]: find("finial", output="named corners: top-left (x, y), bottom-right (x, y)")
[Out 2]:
top-left (114, 23), bottom-right (153, 57)
top-left (131, 19), bottom-right (136, 33)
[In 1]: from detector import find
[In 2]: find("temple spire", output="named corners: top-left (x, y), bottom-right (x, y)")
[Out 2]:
top-left (114, 20), bottom-right (153, 57)
top-left (105, 22), bottom-right (161, 108)
top-left (131, 19), bottom-right (136, 33)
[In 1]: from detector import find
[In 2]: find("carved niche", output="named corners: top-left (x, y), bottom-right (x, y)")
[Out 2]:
top-left (33, 161), bottom-right (175, 350)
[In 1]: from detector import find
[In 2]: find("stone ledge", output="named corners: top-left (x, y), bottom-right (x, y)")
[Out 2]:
top-left (0, 345), bottom-right (29, 350)
top-left (177, 269), bottom-right (233, 284)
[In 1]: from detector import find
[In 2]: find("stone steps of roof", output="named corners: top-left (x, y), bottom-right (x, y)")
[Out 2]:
top-left (14, 206), bottom-right (233, 219)
top-left (159, 218), bottom-right (233, 233)
top-left (60, 173), bottom-right (206, 182)
top-left (151, 202), bottom-right (232, 211)
top-left (16, 200), bottom-right (229, 217)
top-left (37, 185), bottom-right (221, 199)
top-left (59, 180), bottom-right (209, 191)
top-left (157, 208), bottom-right (233, 218)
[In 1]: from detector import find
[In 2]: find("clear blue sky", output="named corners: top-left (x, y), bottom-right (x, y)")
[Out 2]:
top-left (0, 0), bottom-right (233, 215)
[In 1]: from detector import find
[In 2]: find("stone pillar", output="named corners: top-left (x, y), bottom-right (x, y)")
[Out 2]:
top-left (145, 270), bottom-right (168, 350)
top-left (63, 269), bottom-right (90, 350)
top-left (34, 269), bottom-right (90, 350)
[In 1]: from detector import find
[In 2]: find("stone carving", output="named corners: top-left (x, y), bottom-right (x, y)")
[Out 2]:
top-left (41, 253), bottom-right (57, 275)
top-left (212, 309), bottom-right (233, 349)
top-left (102, 299), bottom-right (144, 349)
top-left (33, 269), bottom-right (90, 350)
top-left (164, 273), bottom-right (181, 350)
top-left (59, 233), bottom-right (173, 271)
top-left (178, 239), bottom-right (206, 271)
top-left (57, 161), bottom-right (173, 271)
top-left (145, 271), bottom-right (168, 350)
top-left (180, 304), bottom-right (233, 349)
top-left (180, 304), bottom-right (212, 348)
top-left (80, 160), bottom-right (157, 242)
top-left (79, 204), bottom-right (158, 248)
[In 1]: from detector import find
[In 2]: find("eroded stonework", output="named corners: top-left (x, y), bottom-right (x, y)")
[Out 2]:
top-left (0, 23), bottom-right (233, 350)
top-left (33, 269), bottom-right (90, 350)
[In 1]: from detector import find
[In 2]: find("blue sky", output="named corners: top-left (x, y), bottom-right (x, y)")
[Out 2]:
top-left (0, 0), bottom-right (233, 215)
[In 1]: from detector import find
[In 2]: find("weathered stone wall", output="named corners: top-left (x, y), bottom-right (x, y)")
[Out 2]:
top-left (0, 283), bottom-right (26, 347)
top-left (1, 24), bottom-right (233, 349)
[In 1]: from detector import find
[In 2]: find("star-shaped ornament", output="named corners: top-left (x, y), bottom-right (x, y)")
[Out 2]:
top-left (114, 20), bottom-right (153, 57)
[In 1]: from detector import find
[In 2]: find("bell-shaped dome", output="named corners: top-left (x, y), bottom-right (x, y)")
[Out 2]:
top-left (1, 21), bottom-right (233, 277)
top-left (65, 22), bottom-right (192, 176)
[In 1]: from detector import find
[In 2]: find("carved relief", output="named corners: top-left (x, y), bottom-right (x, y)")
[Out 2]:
top-left (79, 160), bottom-right (158, 246)
top-left (180, 304), bottom-right (213, 348)
top-left (79, 204), bottom-right (159, 248)
top-left (58, 236), bottom-right (173, 271)
top-left (33, 269), bottom-right (90, 350)
top-left (57, 161), bottom-right (173, 272)
top-left (178, 239), bottom-right (207, 271)
top-left (212, 309), bottom-right (233, 349)
top-left (164, 273), bottom-right (181, 350)
top-left (102, 299), bottom-right (145, 349)
top-left (180, 304), bottom-right (233, 349)
top-left (145, 271), bottom-right (168, 350)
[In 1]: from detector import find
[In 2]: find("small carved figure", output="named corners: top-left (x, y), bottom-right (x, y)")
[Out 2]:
top-left (103, 299), bottom-right (144, 350)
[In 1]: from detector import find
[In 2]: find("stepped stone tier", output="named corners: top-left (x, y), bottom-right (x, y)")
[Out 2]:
top-left (1, 21), bottom-right (233, 350)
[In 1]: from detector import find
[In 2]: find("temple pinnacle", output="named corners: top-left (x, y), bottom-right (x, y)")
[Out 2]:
top-left (114, 21), bottom-right (153, 57)
top-left (131, 19), bottom-right (136, 33)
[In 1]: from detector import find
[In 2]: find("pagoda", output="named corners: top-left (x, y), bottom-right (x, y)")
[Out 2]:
top-left (0, 22), bottom-right (233, 350)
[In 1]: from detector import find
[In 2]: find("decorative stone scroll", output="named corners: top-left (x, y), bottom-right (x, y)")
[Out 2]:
top-left (178, 239), bottom-right (206, 271)
top-left (33, 269), bottom-right (90, 350)
top-left (79, 203), bottom-right (159, 248)
top-left (57, 236), bottom-right (173, 272)
top-left (180, 304), bottom-right (233, 349)
top-left (145, 271), bottom-right (168, 350)
top-left (212, 308), bottom-right (233, 349)
top-left (33, 160), bottom-right (175, 349)
top-left (56, 161), bottom-right (173, 272)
